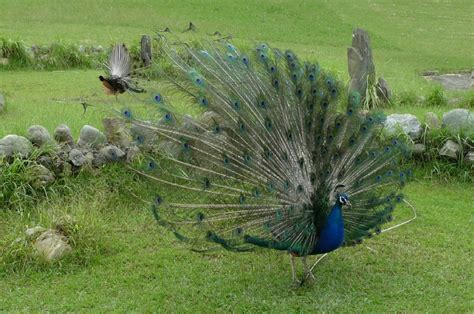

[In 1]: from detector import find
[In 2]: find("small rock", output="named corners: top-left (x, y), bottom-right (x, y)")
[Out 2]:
top-left (34, 230), bottom-right (72, 262)
top-left (425, 112), bottom-right (440, 129)
top-left (27, 125), bottom-right (52, 147)
top-left (78, 125), bottom-right (106, 148)
top-left (102, 118), bottom-right (131, 147)
top-left (412, 143), bottom-right (426, 155)
top-left (425, 73), bottom-right (472, 90)
top-left (54, 124), bottom-right (74, 146)
top-left (384, 114), bottom-right (422, 139)
top-left (465, 151), bottom-right (474, 165)
top-left (68, 148), bottom-right (88, 166)
top-left (439, 140), bottom-right (461, 159)
top-left (0, 94), bottom-right (5, 113)
top-left (99, 145), bottom-right (125, 162)
top-left (25, 226), bottom-right (46, 239)
top-left (37, 155), bottom-right (53, 169)
top-left (29, 165), bottom-right (55, 189)
top-left (376, 77), bottom-right (391, 101)
top-left (442, 109), bottom-right (474, 135)
top-left (0, 135), bottom-right (33, 158)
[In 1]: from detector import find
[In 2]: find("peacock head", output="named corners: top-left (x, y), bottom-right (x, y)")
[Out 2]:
top-left (334, 184), bottom-right (351, 208)
top-left (337, 193), bottom-right (351, 208)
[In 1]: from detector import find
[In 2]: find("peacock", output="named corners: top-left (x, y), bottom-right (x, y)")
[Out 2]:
top-left (104, 37), bottom-right (413, 285)
top-left (99, 44), bottom-right (145, 95)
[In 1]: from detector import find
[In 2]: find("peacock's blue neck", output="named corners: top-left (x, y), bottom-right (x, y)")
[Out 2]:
top-left (311, 203), bottom-right (345, 254)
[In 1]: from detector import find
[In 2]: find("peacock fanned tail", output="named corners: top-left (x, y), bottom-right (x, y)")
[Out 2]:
top-left (114, 38), bottom-right (412, 257)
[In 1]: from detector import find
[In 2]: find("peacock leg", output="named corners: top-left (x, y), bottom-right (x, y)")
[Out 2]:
top-left (290, 254), bottom-right (300, 285)
top-left (301, 256), bottom-right (316, 283)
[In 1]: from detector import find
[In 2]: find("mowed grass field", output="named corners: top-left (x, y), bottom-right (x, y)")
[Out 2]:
top-left (0, 0), bottom-right (473, 312)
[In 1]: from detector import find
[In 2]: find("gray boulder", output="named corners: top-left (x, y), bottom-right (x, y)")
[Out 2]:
top-left (439, 140), bottom-right (461, 159)
top-left (412, 143), bottom-right (426, 155)
top-left (54, 124), bottom-right (74, 146)
top-left (78, 125), bottom-right (106, 148)
top-left (99, 145), bottom-right (125, 162)
top-left (69, 148), bottom-right (88, 167)
top-left (442, 109), bottom-right (474, 135)
top-left (425, 112), bottom-right (440, 129)
top-left (34, 230), bottom-right (72, 262)
top-left (29, 165), bottom-right (55, 189)
top-left (384, 114), bottom-right (422, 139)
top-left (465, 151), bottom-right (474, 165)
top-left (376, 77), bottom-right (391, 101)
top-left (0, 94), bottom-right (5, 113)
top-left (27, 125), bottom-right (52, 147)
top-left (0, 135), bottom-right (33, 158)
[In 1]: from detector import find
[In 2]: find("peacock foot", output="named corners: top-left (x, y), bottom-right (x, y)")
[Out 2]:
top-left (290, 278), bottom-right (302, 288)
top-left (302, 271), bottom-right (316, 285)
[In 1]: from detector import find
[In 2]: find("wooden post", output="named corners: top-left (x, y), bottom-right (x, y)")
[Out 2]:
top-left (140, 35), bottom-right (152, 67)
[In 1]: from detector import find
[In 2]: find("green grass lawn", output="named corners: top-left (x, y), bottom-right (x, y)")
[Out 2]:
top-left (0, 0), bottom-right (473, 312)
top-left (0, 175), bottom-right (472, 312)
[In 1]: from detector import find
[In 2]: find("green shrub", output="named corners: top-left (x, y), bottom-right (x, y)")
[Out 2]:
top-left (38, 42), bottom-right (95, 69)
top-left (0, 38), bottom-right (32, 68)
top-left (396, 90), bottom-right (420, 107)
top-left (424, 85), bottom-right (448, 107)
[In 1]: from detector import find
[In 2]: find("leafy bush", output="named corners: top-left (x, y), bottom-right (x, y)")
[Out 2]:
top-left (424, 85), bottom-right (448, 107)
top-left (0, 38), bottom-right (32, 68)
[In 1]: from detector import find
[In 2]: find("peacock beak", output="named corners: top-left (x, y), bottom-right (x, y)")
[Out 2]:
top-left (345, 200), bottom-right (352, 209)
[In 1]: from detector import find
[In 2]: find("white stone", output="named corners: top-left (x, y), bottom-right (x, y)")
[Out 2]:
top-left (34, 230), bottom-right (72, 262)
top-left (0, 135), bottom-right (33, 157)
top-left (25, 226), bottom-right (46, 239)
top-left (439, 140), bottom-right (461, 159)
top-left (442, 109), bottom-right (474, 135)
top-left (384, 114), bottom-right (422, 139)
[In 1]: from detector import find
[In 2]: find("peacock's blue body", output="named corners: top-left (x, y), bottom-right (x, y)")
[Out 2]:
top-left (311, 201), bottom-right (345, 255)
top-left (105, 37), bottom-right (412, 284)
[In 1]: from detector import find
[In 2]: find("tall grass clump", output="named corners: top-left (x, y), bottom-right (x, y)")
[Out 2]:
top-left (0, 38), bottom-right (32, 68)
top-left (0, 38), bottom-right (109, 70)
top-left (38, 42), bottom-right (95, 69)
top-left (424, 85), bottom-right (448, 107)
top-left (0, 150), bottom-right (69, 213)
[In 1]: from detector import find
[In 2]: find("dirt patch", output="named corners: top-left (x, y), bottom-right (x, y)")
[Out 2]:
top-left (423, 71), bottom-right (473, 90)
